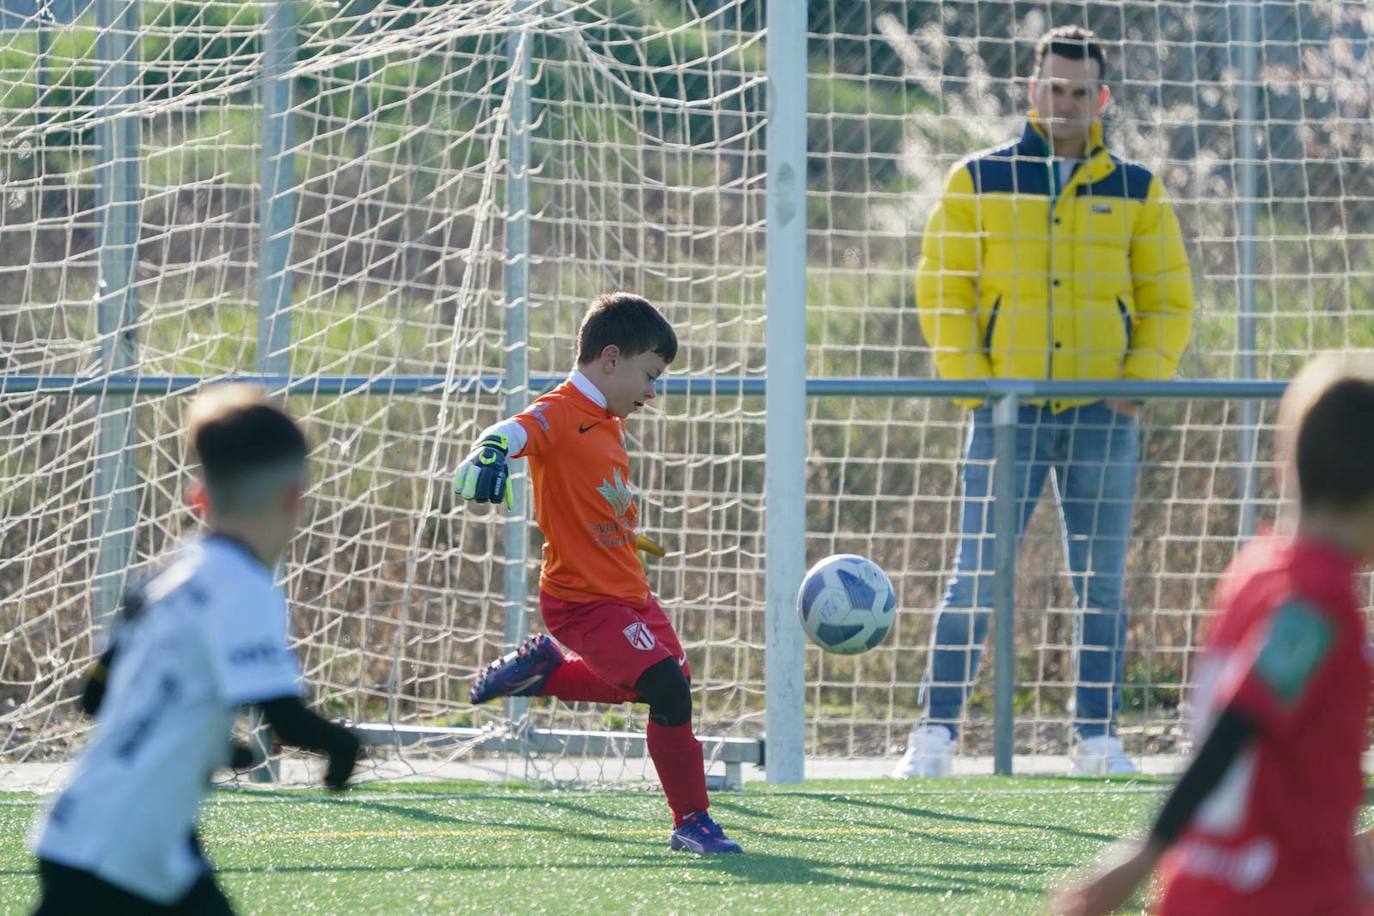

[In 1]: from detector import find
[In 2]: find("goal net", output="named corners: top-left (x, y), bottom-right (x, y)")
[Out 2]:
top-left (1, 0), bottom-right (771, 789)
top-left (3, 0), bottom-right (1373, 789)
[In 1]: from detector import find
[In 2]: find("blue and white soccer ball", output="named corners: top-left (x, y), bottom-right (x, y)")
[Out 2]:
top-left (796, 554), bottom-right (897, 655)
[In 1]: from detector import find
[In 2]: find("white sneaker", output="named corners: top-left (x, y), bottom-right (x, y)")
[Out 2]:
top-left (891, 724), bottom-right (955, 778)
top-left (1071, 735), bottom-right (1137, 776)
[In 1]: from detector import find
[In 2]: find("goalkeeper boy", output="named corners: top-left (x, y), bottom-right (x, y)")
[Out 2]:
top-left (1052, 353), bottom-right (1374, 915)
top-left (455, 292), bottom-right (742, 854)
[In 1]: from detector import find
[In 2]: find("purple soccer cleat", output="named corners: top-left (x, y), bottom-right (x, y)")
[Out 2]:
top-left (669, 811), bottom-right (743, 854)
top-left (469, 634), bottom-right (565, 705)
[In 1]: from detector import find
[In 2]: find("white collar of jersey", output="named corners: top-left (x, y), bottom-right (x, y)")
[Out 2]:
top-left (569, 369), bottom-right (608, 410)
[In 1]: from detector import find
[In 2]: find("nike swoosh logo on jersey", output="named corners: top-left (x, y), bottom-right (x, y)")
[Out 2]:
top-left (579, 422), bottom-right (601, 433)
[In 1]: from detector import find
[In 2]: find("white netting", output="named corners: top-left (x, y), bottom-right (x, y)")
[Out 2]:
top-left (1, 0), bottom-right (768, 786)
top-left (802, 0), bottom-right (1374, 762)
top-left (4, 0), bottom-right (1374, 787)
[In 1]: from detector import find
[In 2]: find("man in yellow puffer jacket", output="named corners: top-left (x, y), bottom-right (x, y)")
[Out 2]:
top-left (895, 26), bottom-right (1194, 779)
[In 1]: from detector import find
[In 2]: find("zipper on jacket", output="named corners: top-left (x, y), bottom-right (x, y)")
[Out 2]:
top-left (1046, 158), bottom-right (1058, 388)
top-left (1047, 155), bottom-right (1091, 401)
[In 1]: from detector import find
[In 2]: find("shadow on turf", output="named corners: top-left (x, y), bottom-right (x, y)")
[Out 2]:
top-left (204, 853), bottom-right (1065, 898)
top-left (233, 790), bottom-right (625, 823)
top-left (708, 794), bottom-right (1117, 844)
top-left (639, 850), bottom-right (1052, 896)
top-left (333, 797), bottom-right (665, 848)
top-left (272, 789), bottom-right (1115, 856)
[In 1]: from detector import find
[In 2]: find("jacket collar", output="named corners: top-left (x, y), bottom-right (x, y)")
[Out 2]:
top-left (1019, 114), bottom-right (1116, 187)
top-left (1019, 113), bottom-right (1108, 160)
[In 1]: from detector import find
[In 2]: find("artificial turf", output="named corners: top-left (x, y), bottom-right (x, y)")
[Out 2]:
top-left (0, 777), bottom-right (1178, 914)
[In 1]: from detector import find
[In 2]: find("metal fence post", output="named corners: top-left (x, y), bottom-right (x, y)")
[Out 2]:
top-left (93, 0), bottom-right (141, 627)
top-left (763, 0), bottom-right (807, 785)
top-left (992, 393), bottom-right (1019, 776)
top-left (345, 0), bottom-right (379, 151)
top-left (36, 2), bottom-right (51, 96)
top-left (251, 0), bottom-right (298, 783)
top-left (502, 1), bottom-right (534, 724)
top-left (258, 0), bottom-right (297, 378)
top-left (1236, 0), bottom-right (1262, 539)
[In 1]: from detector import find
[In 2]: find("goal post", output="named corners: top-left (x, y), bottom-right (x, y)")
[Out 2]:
top-left (92, 0), bottom-right (141, 628)
top-left (762, 0), bottom-right (807, 786)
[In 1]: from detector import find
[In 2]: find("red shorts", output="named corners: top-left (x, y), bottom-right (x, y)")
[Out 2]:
top-left (539, 592), bottom-right (689, 692)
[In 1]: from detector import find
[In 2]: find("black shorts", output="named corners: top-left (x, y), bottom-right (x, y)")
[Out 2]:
top-left (33, 859), bottom-right (233, 915)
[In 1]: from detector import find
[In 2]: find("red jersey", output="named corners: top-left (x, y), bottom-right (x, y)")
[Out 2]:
top-left (513, 378), bottom-right (649, 605)
top-left (1157, 535), bottom-right (1371, 915)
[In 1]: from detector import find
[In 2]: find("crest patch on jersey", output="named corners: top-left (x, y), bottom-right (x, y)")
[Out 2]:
top-left (596, 468), bottom-right (635, 518)
top-left (1255, 600), bottom-right (1333, 702)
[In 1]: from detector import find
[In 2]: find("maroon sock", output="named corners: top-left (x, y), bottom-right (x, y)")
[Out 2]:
top-left (647, 720), bottom-right (709, 826)
top-left (536, 657), bottom-right (637, 705)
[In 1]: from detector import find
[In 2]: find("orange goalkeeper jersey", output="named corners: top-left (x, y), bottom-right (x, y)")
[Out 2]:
top-left (513, 377), bottom-right (649, 605)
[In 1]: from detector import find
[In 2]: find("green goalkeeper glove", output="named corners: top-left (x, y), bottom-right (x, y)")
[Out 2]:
top-left (454, 433), bottom-right (514, 509)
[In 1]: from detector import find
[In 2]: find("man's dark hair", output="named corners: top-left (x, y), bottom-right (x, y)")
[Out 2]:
top-left (187, 384), bottom-right (308, 512)
top-left (1034, 25), bottom-right (1108, 83)
top-left (1287, 368), bottom-right (1374, 511)
top-left (576, 292), bottom-right (678, 365)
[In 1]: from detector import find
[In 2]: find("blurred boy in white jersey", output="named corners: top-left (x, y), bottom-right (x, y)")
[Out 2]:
top-left (30, 384), bottom-right (361, 915)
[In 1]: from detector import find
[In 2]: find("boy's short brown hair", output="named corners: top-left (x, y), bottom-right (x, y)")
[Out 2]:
top-left (1279, 353), bottom-right (1374, 511)
top-left (186, 383), bottom-right (308, 513)
top-left (1034, 25), bottom-right (1108, 83)
top-left (576, 292), bottom-right (678, 365)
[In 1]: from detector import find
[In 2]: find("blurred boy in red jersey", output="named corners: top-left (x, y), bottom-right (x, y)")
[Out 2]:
top-left (1053, 353), bottom-right (1374, 915)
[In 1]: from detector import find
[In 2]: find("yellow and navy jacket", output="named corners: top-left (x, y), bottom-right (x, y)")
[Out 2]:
top-left (915, 116), bottom-right (1194, 410)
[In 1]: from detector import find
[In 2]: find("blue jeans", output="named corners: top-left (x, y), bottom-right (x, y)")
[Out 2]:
top-left (921, 401), bottom-right (1139, 739)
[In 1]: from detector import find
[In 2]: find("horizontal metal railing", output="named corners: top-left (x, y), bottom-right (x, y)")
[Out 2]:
top-left (1, 374), bottom-right (1289, 401)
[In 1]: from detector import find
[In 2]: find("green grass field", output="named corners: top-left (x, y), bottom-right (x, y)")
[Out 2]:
top-left (0, 777), bottom-right (1177, 915)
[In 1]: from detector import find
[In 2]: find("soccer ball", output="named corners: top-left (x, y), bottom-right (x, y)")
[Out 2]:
top-left (796, 554), bottom-right (896, 655)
